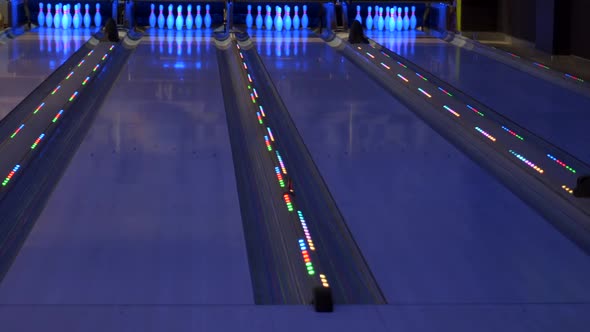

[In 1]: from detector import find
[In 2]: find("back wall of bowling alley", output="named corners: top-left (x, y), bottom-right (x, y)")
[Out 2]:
top-left (134, 1), bottom-right (226, 29)
top-left (33, 1), bottom-right (109, 28)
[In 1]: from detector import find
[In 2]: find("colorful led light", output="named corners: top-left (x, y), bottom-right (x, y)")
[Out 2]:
top-left (397, 74), bottom-right (409, 82)
top-left (276, 151), bottom-right (287, 174)
top-left (533, 62), bottom-right (550, 70)
top-left (2, 164), bottom-right (21, 186)
top-left (501, 126), bottom-right (524, 140)
top-left (320, 274), bottom-right (329, 288)
top-left (264, 135), bottom-right (272, 151)
top-left (51, 85), bottom-right (61, 95)
top-left (547, 154), bottom-right (577, 174)
top-left (87, 50), bottom-right (94, 56)
top-left (397, 61), bottom-right (407, 69)
top-left (297, 210), bottom-right (315, 251)
top-left (509, 150), bottom-right (544, 174)
top-left (366, 52), bottom-right (375, 59)
top-left (256, 112), bottom-right (263, 124)
top-left (381, 51), bottom-right (391, 58)
top-left (101, 54), bottom-right (108, 61)
top-left (438, 87), bottom-right (453, 97)
top-left (267, 127), bottom-right (275, 141)
top-left (442, 105), bottom-right (461, 117)
top-left (33, 102), bottom-right (45, 114)
top-left (66, 71), bottom-right (74, 80)
top-left (10, 124), bottom-right (25, 139)
top-left (69, 91), bottom-right (78, 102)
top-left (507, 52), bottom-right (520, 58)
top-left (82, 76), bottom-right (90, 85)
top-left (239, 52), bottom-right (244, 59)
top-left (275, 167), bottom-right (285, 187)
top-left (243, 62), bottom-right (248, 70)
top-left (77, 59), bottom-right (85, 67)
top-left (562, 184), bottom-right (574, 194)
top-left (415, 72), bottom-right (428, 81)
top-left (250, 93), bottom-right (256, 104)
top-left (284, 194), bottom-right (294, 212)
top-left (298, 239), bottom-right (315, 275)
top-left (253, 88), bottom-right (259, 98)
top-left (259, 105), bottom-right (266, 117)
top-left (380, 62), bottom-right (390, 70)
top-left (247, 74), bottom-right (252, 83)
top-left (565, 74), bottom-right (584, 83)
top-left (109, 45), bottom-right (115, 51)
top-left (31, 133), bottom-right (45, 149)
top-left (418, 88), bottom-right (432, 98)
top-left (92, 64), bottom-right (100, 72)
top-left (52, 110), bottom-right (64, 123)
top-left (466, 104), bottom-right (485, 116)
top-left (475, 126), bottom-right (496, 141)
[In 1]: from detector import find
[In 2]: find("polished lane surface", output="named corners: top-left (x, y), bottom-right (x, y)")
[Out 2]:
top-left (0, 31), bottom-right (253, 304)
top-left (369, 33), bottom-right (590, 164)
top-left (0, 29), bottom-right (92, 118)
top-left (254, 30), bottom-right (590, 304)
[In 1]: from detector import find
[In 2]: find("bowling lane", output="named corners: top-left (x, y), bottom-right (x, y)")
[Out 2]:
top-left (254, 30), bottom-right (590, 304)
top-left (369, 34), bottom-right (590, 164)
top-left (0, 29), bottom-right (92, 119)
top-left (0, 31), bottom-right (254, 304)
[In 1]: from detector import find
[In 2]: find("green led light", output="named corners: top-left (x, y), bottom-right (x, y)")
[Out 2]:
top-left (279, 180), bottom-right (285, 187)
top-left (305, 262), bottom-right (312, 266)
top-left (286, 203), bottom-right (293, 211)
top-left (308, 271), bottom-right (315, 275)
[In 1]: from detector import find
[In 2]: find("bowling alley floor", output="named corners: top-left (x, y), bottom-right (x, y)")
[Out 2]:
top-left (1, 28), bottom-right (590, 331)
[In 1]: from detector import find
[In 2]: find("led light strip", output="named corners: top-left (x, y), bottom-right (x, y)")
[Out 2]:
top-left (2, 164), bottom-right (20, 186)
top-left (237, 43), bottom-right (329, 288)
top-left (533, 62), bottom-right (550, 70)
top-left (443, 105), bottom-right (461, 117)
top-left (466, 104), bottom-right (485, 117)
top-left (547, 154), bottom-right (577, 174)
top-left (418, 88), bottom-right (432, 98)
top-left (10, 124), bottom-right (25, 139)
top-left (438, 87), bottom-right (453, 97)
top-left (366, 52), bottom-right (375, 59)
top-left (415, 72), bottom-right (428, 81)
top-left (380, 62), bottom-right (390, 70)
top-left (501, 126), bottom-right (524, 140)
top-left (475, 126), bottom-right (496, 141)
top-left (562, 184), bottom-right (574, 194)
top-left (30, 133), bottom-right (45, 149)
top-left (509, 150), bottom-right (544, 174)
top-left (397, 74), bottom-right (408, 83)
top-left (565, 74), bottom-right (584, 83)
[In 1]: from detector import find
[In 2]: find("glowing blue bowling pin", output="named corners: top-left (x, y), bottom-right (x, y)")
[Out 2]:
top-left (84, 4), bottom-right (91, 28)
top-left (355, 5), bottom-right (361, 24)
top-left (373, 6), bottom-right (379, 27)
top-left (166, 5), bottom-right (174, 29)
top-left (301, 5), bottom-right (308, 29)
top-left (403, 7), bottom-right (410, 30)
top-left (377, 7), bottom-right (384, 31)
top-left (410, 6), bottom-right (417, 30)
top-left (204, 4), bottom-right (211, 28)
top-left (158, 5), bottom-right (165, 28)
top-left (38, 3), bottom-right (45, 27)
top-left (149, 4), bottom-right (156, 27)
top-left (293, 6), bottom-right (300, 29)
top-left (61, 5), bottom-right (68, 29)
top-left (94, 3), bottom-right (102, 27)
top-left (246, 5), bottom-right (253, 28)
top-left (195, 5), bottom-right (202, 29)
top-left (273, 6), bottom-right (278, 29)
top-left (265, 5), bottom-right (272, 30)
top-left (284, 6), bottom-right (291, 30)
top-left (175, 5), bottom-right (184, 30)
top-left (275, 7), bottom-right (283, 31)
top-left (396, 7), bottom-right (402, 31)
top-left (54, 4), bottom-right (61, 28)
top-left (255, 5), bottom-right (262, 29)
top-left (366, 7), bottom-right (372, 30)
top-left (389, 7), bottom-right (395, 32)
top-left (46, 3), bottom-right (53, 28)
top-left (73, 4), bottom-right (81, 29)
top-left (384, 7), bottom-right (389, 28)
top-left (186, 5), bottom-right (194, 29)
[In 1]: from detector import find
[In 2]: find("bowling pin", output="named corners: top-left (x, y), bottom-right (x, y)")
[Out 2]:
top-left (396, 7), bottom-right (402, 31)
top-left (186, 5), bottom-right (194, 29)
top-left (54, 4), bottom-right (61, 29)
top-left (275, 7), bottom-right (283, 31)
top-left (175, 5), bottom-right (183, 30)
top-left (149, 4), bottom-right (156, 27)
top-left (355, 5), bottom-right (361, 24)
top-left (265, 5), bottom-right (272, 30)
top-left (389, 7), bottom-right (395, 32)
top-left (366, 7), bottom-right (372, 30)
top-left (403, 7), bottom-right (410, 30)
top-left (384, 7), bottom-right (389, 29)
top-left (273, 6), bottom-right (278, 29)
top-left (377, 7), bottom-right (384, 31)
top-left (158, 4), bottom-right (165, 28)
top-left (284, 6), bottom-right (291, 30)
top-left (61, 5), bottom-right (68, 29)
top-left (204, 4), bottom-right (211, 28)
top-left (195, 5), bottom-right (202, 29)
top-left (373, 6), bottom-right (379, 28)
top-left (38, 3), bottom-right (45, 27)
top-left (293, 6), bottom-right (300, 29)
top-left (84, 4), bottom-right (91, 28)
top-left (166, 4), bottom-right (174, 29)
top-left (410, 6), bottom-right (417, 30)
top-left (301, 5), bottom-right (308, 29)
top-left (94, 3), bottom-right (102, 27)
top-left (46, 3), bottom-right (53, 28)
top-left (255, 5), bottom-right (262, 29)
top-left (73, 4), bottom-right (81, 29)
top-left (246, 4), bottom-right (253, 28)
